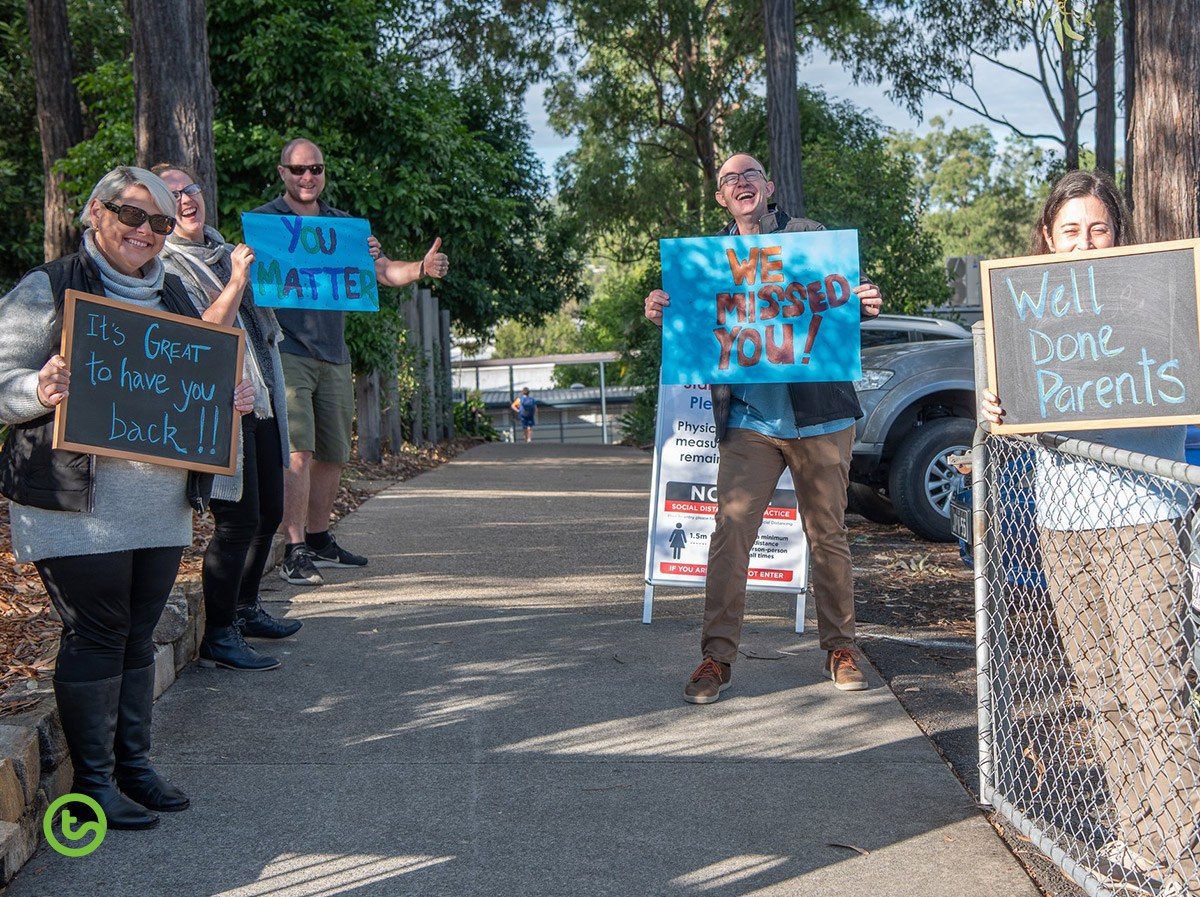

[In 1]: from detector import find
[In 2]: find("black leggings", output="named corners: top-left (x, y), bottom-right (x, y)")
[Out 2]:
top-left (202, 415), bottom-right (285, 626)
top-left (36, 546), bottom-right (184, 682)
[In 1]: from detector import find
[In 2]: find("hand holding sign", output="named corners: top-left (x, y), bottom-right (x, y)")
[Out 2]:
top-left (37, 355), bottom-right (70, 408)
top-left (423, 237), bottom-right (448, 279)
top-left (854, 282), bottom-right (882, 317)
top-left (645, 289), bottom-right (669, 327)
top-left (233, 379), bottom-right (255, 416)
top-left (230, 244), bottom-right (255, 281)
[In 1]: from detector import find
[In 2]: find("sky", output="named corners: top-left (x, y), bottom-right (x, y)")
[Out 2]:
top-left (526, 44), bottom-right (1083, 183)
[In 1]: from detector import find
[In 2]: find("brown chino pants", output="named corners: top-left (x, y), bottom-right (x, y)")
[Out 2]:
top-left (1042, 521), bottom-right (1199, 885)
top-left (702, 425), bottom-right (856, 663)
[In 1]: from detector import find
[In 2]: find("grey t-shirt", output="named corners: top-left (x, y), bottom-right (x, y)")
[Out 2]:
top-left (249, 195), bottom-right (353, 365)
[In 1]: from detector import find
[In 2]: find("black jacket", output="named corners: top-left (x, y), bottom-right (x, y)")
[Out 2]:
top-left (0, 251), bottom-right (213, 513)
top-left (708, 208), bottom-right (865, 442)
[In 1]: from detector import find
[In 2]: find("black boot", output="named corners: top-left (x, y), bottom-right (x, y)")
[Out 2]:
top-left (235, 595), bottom-right (302, 639)
top-left (53, 676), bottom-right (158, 830)
top-left (114, 664), bottom-right (189, 812)
top-left (199, 623), bottom-right (280, 671)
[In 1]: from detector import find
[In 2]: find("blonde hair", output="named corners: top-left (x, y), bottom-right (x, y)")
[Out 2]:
top-left (80, 167), bottom-right (177, 226)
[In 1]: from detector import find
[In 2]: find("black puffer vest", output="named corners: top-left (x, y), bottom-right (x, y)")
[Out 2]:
top-left (0, 251), bottom-right (213, 512)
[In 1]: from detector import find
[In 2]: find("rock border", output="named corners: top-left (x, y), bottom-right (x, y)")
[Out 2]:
top-left (0, 536), bottom-right (285, 885)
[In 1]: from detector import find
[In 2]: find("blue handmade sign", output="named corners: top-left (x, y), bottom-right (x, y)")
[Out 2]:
top-left (659, 229), bottom-right (861, 385)
top-left (241, 213), bottom-right (379, 312)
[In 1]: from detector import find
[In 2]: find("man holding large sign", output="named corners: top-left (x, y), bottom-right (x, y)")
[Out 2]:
top-left (250, 138), bottom-right (450, 586)
top-left (644, 152), bottom-right (883, 703)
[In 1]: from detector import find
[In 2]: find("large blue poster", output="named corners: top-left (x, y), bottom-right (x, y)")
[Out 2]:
top-left (241, 212), bottom-right (379, 312)
top-left (659, 229), bottom-right (861, 385)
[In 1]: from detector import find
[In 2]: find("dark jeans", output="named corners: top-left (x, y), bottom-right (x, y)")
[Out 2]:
top-left (36, 547), bottom-right (184, 682)
top-left (202, 415), bottom-right (285, 626)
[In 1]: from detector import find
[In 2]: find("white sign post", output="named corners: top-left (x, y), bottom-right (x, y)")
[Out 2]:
top-left (642, 381), bottom-right (810, 631)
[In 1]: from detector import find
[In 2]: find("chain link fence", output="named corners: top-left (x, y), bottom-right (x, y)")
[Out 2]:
top-left (974, 427), bottom-right (1200, 896)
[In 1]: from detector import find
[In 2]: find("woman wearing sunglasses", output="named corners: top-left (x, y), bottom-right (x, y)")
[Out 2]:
top-left (0, 166), bottom-right (254, 830)
top-left (152, 163), bottom-right (298, 673)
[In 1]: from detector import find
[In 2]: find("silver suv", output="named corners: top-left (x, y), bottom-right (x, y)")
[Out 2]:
top-left (850, 320), bottom-right (975, 542)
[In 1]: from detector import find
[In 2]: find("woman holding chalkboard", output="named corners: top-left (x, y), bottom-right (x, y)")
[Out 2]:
top-left (154, 163), bottom-right (299, 675)
top-left (982, 170), bottom-right (1198, 895)
top-left (0, 166), bottom-right (255, 830)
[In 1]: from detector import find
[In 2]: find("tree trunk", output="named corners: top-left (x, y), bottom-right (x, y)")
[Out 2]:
top-left (26, 0), bottom-right (84, 262)
top-left (1094, 0), bottom-right (1116, 175)
top-left (763, 0), bottom-right (804, 216)
top-left (127, 0), bottom-right (218, 227)
top-left (1131, 0), bottom-right (1200, 241)
top-left (1122, 0), bottom-right (1137, 209)
top-left (1062, 37), bottom-right (1079, 171)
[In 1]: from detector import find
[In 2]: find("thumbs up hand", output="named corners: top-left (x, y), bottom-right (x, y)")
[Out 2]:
top-left (422, 237), bottom-right (448, 279)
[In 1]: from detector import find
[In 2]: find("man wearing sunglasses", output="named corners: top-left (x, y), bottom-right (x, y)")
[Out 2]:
top-left (252, 137), bottom-right (450, 586)
top-left (644, 153), bottom-right (883, 703)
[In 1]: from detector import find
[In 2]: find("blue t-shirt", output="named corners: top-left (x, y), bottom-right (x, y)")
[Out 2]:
top-left (728, 383), bottom-right (853, 439)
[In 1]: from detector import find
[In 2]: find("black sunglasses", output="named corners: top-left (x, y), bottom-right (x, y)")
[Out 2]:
top-left (102, 200), bottom-right (176, 235)
top-left (171, 183), bottom-right (202, 200)
top-left (285, 164), bottom-right (325, 176)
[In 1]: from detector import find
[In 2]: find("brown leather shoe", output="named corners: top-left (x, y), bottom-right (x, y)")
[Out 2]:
top-left (684, 658), bottom-right (731, 704)
top-left (825, 648), bottom-right (868, 691)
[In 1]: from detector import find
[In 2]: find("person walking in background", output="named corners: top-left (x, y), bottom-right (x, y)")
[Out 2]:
top-left (512, 387), bottom-right (536, 442)
top-left (0, 167), bottom-right (254, 829)
top-left (155, 162), bottom-right (299, 673)
top-left (981, 169), bottom-right (1197, 897)
top-left (644, 152), bottom-right (883, 703)
top-left (252, 138), bottom-right (450, 586)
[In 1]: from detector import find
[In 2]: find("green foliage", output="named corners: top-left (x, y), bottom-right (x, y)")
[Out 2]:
top-left (54, 60), bottom-right (136, 207)
top-left (725, 90), bottom-right (950, 314)
top-left (548, 0), bottom-right (878, 263)
top-left (574, 263), bottom-right (663, 443)
top-left (454, 392), bottom-right (499, 439)
top-left (207, 0), bottom-right (585, 346)
top-left (0, 2), bottom-right (42, 291)
top-left (0, 0), bottom-right (131, 291)
top-left (889, 117), bottom-right (1054, 259)
top-left (494, 301), bottom-right (588, 358)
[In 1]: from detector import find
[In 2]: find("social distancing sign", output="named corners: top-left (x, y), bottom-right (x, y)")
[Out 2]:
top-left (642, 380), bottom-right (810, 626)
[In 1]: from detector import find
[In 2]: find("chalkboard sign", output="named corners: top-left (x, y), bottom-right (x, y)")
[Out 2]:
top-left (982, 239), bottom-right (1200, 434)
top-left (53, 290), bottom-right (244, 474)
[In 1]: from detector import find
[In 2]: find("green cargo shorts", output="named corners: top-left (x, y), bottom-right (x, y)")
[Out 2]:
top-left (280, 353), bottom-right (354, 463)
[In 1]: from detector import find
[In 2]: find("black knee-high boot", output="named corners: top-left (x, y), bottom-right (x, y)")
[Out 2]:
top-left (114, 664), bottom-right (189, 812)
top-left (53, 676), bottom-right (158, 830)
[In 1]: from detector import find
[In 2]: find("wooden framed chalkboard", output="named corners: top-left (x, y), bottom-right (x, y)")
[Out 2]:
top-left (53, 290), bottom-right (244, 475)
top-left (982, 239), bottom-right (1200, 434)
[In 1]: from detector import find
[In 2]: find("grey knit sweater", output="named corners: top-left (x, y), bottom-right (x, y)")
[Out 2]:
top-left (0, 235), bottom-right (191, 562)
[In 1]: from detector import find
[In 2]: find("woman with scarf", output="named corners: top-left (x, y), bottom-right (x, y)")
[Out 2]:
top-left (153, 163), bottom-right (300, 673)
top-left (0, 166), bottom-right (254, 829)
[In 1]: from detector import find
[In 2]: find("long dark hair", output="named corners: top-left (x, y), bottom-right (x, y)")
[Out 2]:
top-left (1030, 169), bottom-right (1135, 254)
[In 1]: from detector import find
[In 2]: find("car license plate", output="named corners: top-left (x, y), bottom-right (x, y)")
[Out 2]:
top-left (949, 499), bottom-right (971, 544)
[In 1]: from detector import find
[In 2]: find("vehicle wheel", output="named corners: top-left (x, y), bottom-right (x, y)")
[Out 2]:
top-left (846, 482), bottom-right (899, 525)
top-left (888, 416), bottom-right (975, 542)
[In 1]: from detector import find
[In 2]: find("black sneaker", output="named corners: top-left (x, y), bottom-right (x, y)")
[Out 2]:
top-left (279, 546), bottom-right (324, 585)
top-left (235, 596), bottom-right (303, 639)
top-left (310, 534), bottom-right (368, 568)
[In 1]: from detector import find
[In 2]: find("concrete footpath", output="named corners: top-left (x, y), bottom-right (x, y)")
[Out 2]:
top-left (5, 443), bottom-right (1038, 897)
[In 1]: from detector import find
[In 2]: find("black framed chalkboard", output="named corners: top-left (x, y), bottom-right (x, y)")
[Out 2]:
top-left (54, 290), bottom-right (244, 474)
top-left (982, 239), bottom-right (1200, 434)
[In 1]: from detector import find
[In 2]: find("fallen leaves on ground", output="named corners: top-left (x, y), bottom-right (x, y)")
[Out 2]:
top-left (847, 513), bottom-right (974, 632)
